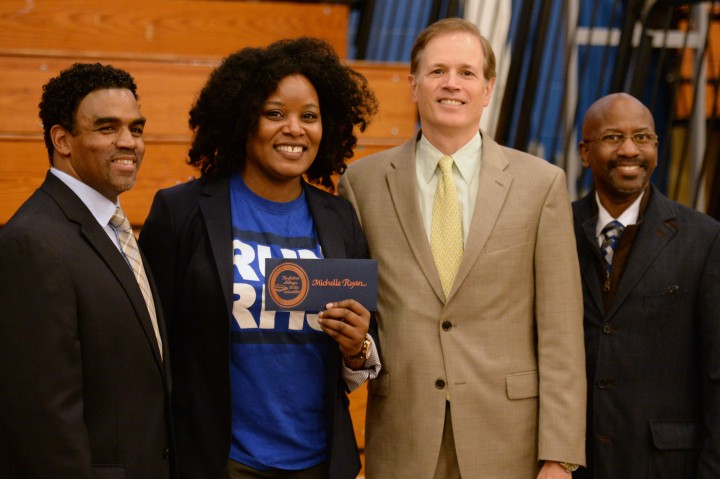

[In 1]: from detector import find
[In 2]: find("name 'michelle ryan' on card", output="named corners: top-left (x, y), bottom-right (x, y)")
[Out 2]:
top-left (264, 258), bottom-right (378, 311)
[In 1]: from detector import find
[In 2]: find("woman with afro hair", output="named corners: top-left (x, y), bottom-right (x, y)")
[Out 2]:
top-left (139, 37), bottom-right (380, 479)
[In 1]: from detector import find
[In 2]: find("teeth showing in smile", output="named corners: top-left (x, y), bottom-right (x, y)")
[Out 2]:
top-left (115, 159), bottom-right (135, 165)
top-left (616, 165), bottom-right (642, 173)
top-left (440, 99), bottom-right (463, 105)
top-left (276, 145), bottom-right (304, 154)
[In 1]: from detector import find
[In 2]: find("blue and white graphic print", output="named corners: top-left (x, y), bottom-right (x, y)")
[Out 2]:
top-left (228, 173), bottom-right (332, 471)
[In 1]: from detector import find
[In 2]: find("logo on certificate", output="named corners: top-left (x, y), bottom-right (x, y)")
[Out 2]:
top-left (267, 262), bottom-right (310, 309)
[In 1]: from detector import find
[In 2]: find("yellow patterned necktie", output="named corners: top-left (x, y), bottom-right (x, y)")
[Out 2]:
top-left (431, 155), bottom-right (463, 299)
top-left (109, 207), bottom-right (163, 359)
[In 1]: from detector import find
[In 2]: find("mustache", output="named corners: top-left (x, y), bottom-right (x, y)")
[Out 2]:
top-left (112, 149), bottom-right (139, 160)
top-left (607, 159), bottom-right (648, 169)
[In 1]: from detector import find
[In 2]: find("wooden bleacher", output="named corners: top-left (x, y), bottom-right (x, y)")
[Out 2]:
top-left (677, 12), bottom-right (720, 119)
top-left (0, 2), bottom-right (417, 473)
top-left (0, 0), bottom-right (416, 227)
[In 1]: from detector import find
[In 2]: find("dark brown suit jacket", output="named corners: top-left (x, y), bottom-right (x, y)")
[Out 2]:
top-left (573, 186), bottom-right (720, 479)
top-left (0, 172), bottom-right (174, 479)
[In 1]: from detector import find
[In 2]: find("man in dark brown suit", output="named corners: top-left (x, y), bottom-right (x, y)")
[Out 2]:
top-left (573, 92), bottom-right (720, 479)
top-left (0, 63), bottom-right (174, 478)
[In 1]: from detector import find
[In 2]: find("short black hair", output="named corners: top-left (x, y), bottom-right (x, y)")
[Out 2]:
top-left (39, 62), bottom-right (138, 163)
top-left (188, 37), bottom-right (378, 191)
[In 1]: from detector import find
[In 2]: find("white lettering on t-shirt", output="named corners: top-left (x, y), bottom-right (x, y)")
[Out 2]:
top-left (232, 240), bottom-right (323, 331)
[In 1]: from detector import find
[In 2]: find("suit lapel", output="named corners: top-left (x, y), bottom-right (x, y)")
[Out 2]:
top-left (304, 182), bottom-right (345, 259)
top-left (303, 182), bottom-right (344, 390)
top-left (451, 134), bottom-right (513, 298)
top-left (386, 139), bottom-right (446, 301)
top-left (42, 173), bottom-right (165, 371)
top-left (198, 177), bottom-right (234, 319)
top-left (607, 189), bottom-right (677, 319)
top-left (574, 195), bottom-right (606, 314)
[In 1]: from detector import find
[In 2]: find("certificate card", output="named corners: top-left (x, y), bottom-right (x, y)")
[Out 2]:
top-left (264, 258), bottom-right (377, 311)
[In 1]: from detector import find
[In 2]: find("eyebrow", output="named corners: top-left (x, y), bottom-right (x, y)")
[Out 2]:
top-left (427, 62), bottom-right (478, 70)
top-left (263, 100), bottom-right (320, 109)
top-left (602, 127), bottom-right (652, 133)
top-left (93, 116), bottom-right (147, 127)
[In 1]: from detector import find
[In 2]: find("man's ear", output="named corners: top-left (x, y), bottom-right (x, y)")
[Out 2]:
top-left (50, 124), bottom-right (72, 157)
top-left (483, 77), bottom-right (496, 107)
top-left (579, 142), bottom-right (590, 168)
top-left (408, 74), bottom-right (418, 103)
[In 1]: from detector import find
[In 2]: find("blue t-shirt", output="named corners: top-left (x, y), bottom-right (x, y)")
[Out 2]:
top-left (228, 173), bottom-right (333, 471)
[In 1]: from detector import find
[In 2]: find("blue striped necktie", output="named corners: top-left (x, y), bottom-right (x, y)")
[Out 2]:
top-left (600, 220), bottom-right (625, 271)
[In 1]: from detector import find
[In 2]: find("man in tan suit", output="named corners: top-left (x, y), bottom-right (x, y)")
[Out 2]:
top-left (338, 18), bottom-right (586, 478)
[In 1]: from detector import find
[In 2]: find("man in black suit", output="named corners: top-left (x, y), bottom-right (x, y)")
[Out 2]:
top-left (0, 63), bottom-right (173, 478)
top-left (573, 92), bottom-right (720, 479)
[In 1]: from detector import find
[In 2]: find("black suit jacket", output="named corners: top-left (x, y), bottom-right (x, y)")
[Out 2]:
top-left (572, 186), bottom-right (720, 479)
top-left (139, 176), bottom-right (369, 479)
top-left (0, 172), bottom-right (174, 479)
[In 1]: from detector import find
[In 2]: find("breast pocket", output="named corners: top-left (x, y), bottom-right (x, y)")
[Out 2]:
top-left (484, 227), bottom-right (529, 254)
top-left (642, 285), bottom-right (688, 328)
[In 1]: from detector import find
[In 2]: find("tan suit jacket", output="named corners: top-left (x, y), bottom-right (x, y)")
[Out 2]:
top-left (338, 132), bottom-right (586, 478)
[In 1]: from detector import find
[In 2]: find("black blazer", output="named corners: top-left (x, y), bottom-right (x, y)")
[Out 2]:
top-left (139, 176), bottom-right (369, 479)
top-left (0, 172), bottom-right (173, 479)
top-left (572, 186), bottom-right (720, 479)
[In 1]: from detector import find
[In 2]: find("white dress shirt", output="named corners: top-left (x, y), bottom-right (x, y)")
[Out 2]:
top-left (594, 191), bottom-right (644, 247)
top-left (50, 167), bottom-right (123, 250)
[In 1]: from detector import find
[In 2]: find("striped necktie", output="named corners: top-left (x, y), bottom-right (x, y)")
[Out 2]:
top-left (600, 220), bottom-right (625, 271)
top-left (431, 155), bottom-right (464, 299)
top-left (109, 207), bottom-right (163, 358)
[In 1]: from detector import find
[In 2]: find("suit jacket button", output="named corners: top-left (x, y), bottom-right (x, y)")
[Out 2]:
top-left (163, 448), bottom-right (170, 459)
top-left (664, 285), bottom-right (680, 295)
top-left (602, 323), bottom-right (615, 334)
top-left (442, 321), bottom-right (452, 331)
top-left (435, 379), bottom-right (446, 389)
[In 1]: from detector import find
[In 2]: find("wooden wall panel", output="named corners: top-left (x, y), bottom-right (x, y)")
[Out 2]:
top-left (0, 0), bottom-right (348, 58)
top-left (355, 62), bottom-right (417, 141)
top-left (677, 11), bottom-right (720, 119)
top-left (0, 56), bottom-right (415, 141)
top-left (676, 83), bottom-right (720, 119)
top-left (0, 57), bottom-right (415, 225)
top-left (0, 0), bottom-right (417, 232)
top-left (0, 132), bottom-right (407, 226)
top-left (0, 140), bottom-right (197, 225)
top-left (0, 140), bottom-right (47, 220)
top-left (0, 56), bottom-right (207, 138)
top-left (349, 382), bottom-right (368, 451)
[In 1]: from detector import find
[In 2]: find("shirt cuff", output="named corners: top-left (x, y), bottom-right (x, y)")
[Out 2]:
top-left (341, 335), bottom-right (381, 392)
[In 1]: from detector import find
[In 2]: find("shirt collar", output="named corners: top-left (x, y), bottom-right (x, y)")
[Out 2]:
top-left (50, 167), bottom-right (119, 227)
top-left (416, 131), bottom-right (482, 184)
top-left (594, 190), bottom-right (644, 238)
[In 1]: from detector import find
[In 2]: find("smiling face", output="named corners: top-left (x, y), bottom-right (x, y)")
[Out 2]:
top-left (242, 74), bottom-right (322, 201)
top-left (409, 31), bottom-right (495, 153)
top-left (580, 93), bottom-right (658, 211)
top-left (51, 88), bottom-right (145, 202)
